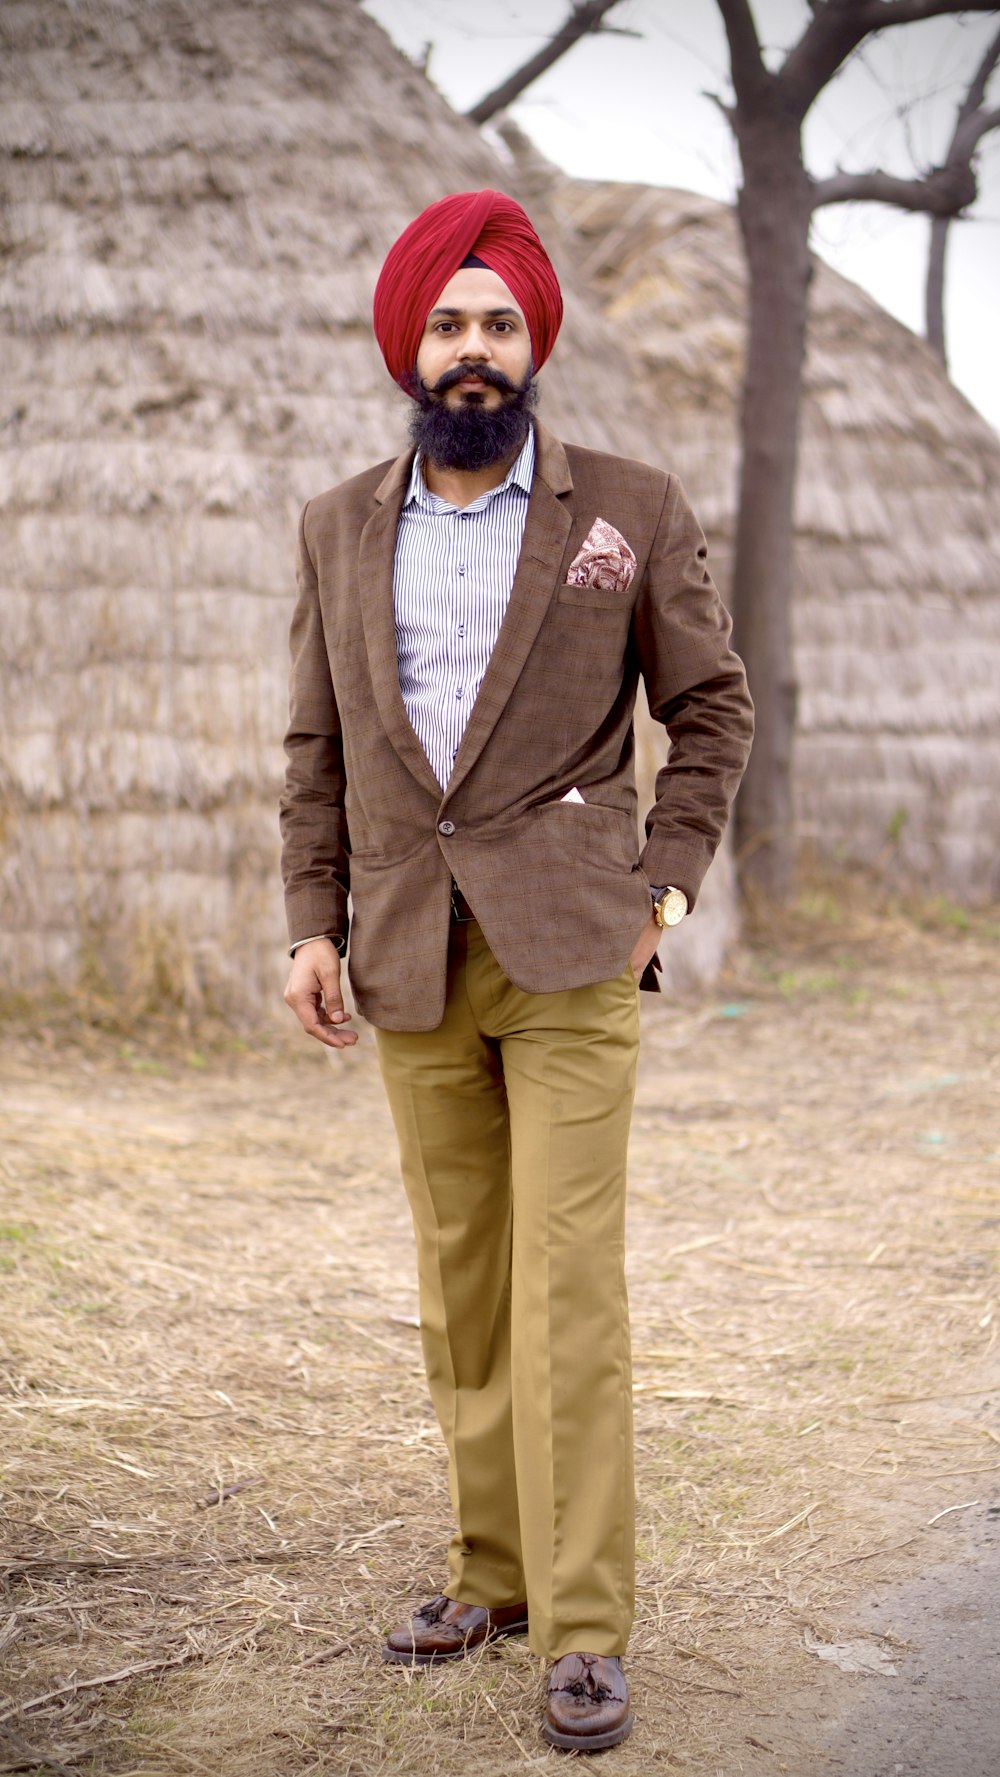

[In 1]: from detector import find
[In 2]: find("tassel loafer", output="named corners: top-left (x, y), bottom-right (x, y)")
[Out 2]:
top-left (382, 1593), bottom-right (529, 1664)
top-left (543, 1652), bottom-right (633, 1751)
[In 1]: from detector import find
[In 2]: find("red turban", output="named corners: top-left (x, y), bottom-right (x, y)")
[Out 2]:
top-left (373, 190), bottom-right (563, 396)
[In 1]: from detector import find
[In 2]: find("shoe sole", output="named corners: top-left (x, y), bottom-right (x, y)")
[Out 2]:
top-left (541, 1711), bottom-right (634, 1752)
top-left (382, 1616), bottom-right (530, 1665)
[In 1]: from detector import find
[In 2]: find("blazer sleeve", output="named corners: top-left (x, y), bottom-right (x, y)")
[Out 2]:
top-left (278, 503), bottom-right (351, 951)
top-left (631, 475), bottom-right (754, 904)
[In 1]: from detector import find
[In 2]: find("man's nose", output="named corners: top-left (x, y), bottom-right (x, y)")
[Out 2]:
top-left (456, 325), bottom-right (492, 360)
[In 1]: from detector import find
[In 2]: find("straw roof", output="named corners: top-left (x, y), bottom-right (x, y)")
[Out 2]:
top-left (1, 0), bottom-right (997, 1018)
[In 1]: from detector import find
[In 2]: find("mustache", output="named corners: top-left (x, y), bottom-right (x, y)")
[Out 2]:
top-left (425, 362), bottom-right (525, 398)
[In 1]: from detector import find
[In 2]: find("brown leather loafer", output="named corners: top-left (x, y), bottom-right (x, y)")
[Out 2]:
top-left (543, 1652), bottom-right (633, 1751)
top-left (382, 1594), bottom-right (529, 1664)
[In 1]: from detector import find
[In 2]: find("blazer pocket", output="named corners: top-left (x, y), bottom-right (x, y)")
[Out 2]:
top-left (534, 796), bottom-right (639, 869)
top-left (346, 806), bottom-right (383, 859)
top-left (556, 581), bottom-right (631, 609)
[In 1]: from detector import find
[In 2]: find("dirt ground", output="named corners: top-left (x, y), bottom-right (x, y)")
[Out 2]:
top-left (2, 892), bottom-right (999, 1776)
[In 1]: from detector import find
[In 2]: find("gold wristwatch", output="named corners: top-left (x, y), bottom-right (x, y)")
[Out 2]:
top-left (650, 885), bottom-right (688, 929)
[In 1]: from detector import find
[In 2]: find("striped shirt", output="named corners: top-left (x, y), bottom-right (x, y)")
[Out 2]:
top-left (393, 427), bottom-right (535, 790)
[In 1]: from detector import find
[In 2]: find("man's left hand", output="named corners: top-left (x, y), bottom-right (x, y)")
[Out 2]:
top-left (629, 914), bottom-right (661, 981)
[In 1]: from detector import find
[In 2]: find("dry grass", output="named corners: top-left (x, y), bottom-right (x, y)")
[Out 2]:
top-left (1, 887), bottom-right (999, 1774)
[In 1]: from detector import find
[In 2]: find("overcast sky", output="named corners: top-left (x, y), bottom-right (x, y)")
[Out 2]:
top-left (361, 0), bottom-right (1000, 436)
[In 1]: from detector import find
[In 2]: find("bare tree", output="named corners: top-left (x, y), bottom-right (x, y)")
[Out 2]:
top-left (922, 23), bottom-right (1000, 363)
top-left (464, 1), bottom-right (1000, 896)
top-left (717, 0), bottom-right (999, 894)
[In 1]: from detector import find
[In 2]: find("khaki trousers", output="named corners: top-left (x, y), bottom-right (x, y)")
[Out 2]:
top-left (374, 919), bottom-right (640, 1660)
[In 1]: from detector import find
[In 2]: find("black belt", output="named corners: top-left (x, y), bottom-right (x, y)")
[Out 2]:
top-left (450, 883), bottom-right (476, 923)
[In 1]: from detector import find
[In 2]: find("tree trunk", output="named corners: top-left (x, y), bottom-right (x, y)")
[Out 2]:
top-left (729, 110), bottom-right (813, 898)
top-left (925, 214), bottom-right (949, 366)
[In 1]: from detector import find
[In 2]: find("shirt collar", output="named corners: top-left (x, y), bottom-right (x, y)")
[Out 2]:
top-left (404, 424), bottom-right (536, 512)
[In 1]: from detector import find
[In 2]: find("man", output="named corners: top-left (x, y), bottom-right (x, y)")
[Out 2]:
top-left (280, 188), bottom-right (753, 1752)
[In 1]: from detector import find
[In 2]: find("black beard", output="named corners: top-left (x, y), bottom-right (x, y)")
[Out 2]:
top-left (408, 364), bottom-right (538, 473)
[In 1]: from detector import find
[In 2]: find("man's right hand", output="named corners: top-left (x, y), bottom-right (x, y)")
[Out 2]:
top-left (283, 938), bottom-right (359, 1051)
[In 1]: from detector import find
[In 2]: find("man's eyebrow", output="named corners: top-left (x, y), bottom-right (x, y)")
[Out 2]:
top-left (427, 306), bottom-right (522, 319)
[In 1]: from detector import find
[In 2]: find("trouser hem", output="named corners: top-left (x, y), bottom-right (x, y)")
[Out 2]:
top-left (529, 1619), bottom-right (632, 1662)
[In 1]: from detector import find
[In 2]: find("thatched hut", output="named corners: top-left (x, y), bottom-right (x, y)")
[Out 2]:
top-left (1, 0), bottom-right (997, 1021)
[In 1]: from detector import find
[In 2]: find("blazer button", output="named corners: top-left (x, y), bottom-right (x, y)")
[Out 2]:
top-left (438, 820), bottom-right (456, 836)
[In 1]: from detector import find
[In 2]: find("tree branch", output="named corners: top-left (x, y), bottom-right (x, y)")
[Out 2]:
top-left (851, 0), bottom-right (1000, 27)
top-left (953, 99), bottom-right (1000, 157)
top-left (954, 18), bottom-right (1000, 119)
top-left (779, 0), bottom-right (1000, 122)
top-left (715, 0), bottom-right (769, 104)
top-left (779, 6), bottom-right (876, 119)
top-left (926, 213), bottom-right (950, 360)
top-left (945, 22), bottom-right (1000, 160)
top-left (705, 86), bottom-right (736, 121)
top-left (811, 163), bottom-right (978, 213)
top-left (465, 0), bottom-right (624, 126)
top-left (924, 22), bottom-right (1000, 364)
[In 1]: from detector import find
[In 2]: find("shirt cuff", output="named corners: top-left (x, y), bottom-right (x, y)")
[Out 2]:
top-left (289, 932), bottom-right (347, 958)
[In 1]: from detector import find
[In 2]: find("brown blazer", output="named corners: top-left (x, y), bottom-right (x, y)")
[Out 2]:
top-left (280, 422), bottom-right (753, 1031)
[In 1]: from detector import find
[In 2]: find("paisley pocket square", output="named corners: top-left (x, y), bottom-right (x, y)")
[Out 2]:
top-left (566, 518), bottom-right (637, 594)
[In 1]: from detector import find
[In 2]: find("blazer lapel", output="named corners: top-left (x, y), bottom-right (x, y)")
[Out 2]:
top-left (444, 425), bottom-right (574, 803)
top-left (358, 451), bottom-right (443, 799)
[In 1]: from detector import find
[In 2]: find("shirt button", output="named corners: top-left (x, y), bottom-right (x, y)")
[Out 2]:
top-left (438, 820), bottom-right (456, 836)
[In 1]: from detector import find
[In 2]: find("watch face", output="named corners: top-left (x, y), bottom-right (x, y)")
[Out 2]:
top-left (658, 888), bottom-right (688, 927)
